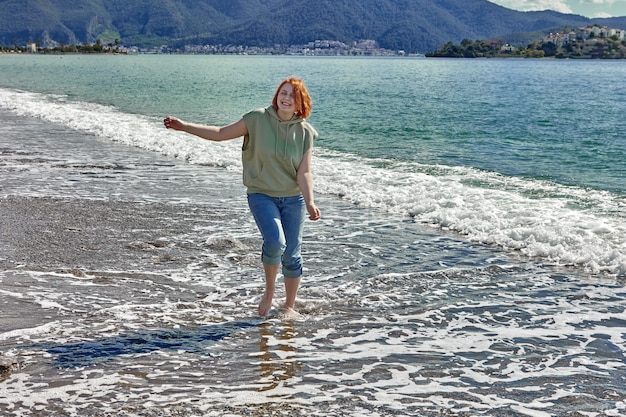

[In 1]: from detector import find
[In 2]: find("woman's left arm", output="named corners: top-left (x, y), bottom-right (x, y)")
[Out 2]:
top-left (296, 148), bottom-right (321, 221)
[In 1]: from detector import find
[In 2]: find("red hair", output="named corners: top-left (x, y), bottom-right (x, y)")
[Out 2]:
top-left (272, 77), bottom-right (313, 119)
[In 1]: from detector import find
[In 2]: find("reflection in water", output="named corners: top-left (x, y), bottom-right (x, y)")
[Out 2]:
top-left (256, 321), bottom-right (302, 392)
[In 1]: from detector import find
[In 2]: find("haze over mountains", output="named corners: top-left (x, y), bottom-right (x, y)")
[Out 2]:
top-left (1, 0), bottom-right (625, 53)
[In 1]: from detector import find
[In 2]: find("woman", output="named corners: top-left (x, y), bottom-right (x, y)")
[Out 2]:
top-left (164, 77), bottom-right (321, 318)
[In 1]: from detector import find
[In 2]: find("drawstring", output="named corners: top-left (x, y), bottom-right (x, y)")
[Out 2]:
top-left (274, 118), bottom-right (293, 159)
top-left (274, 118), bottom-right (279, 156)
top-left (283, 123), bottom-right (291, 159)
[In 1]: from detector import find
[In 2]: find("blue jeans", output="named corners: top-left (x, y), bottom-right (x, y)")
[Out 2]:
top-left (247, 193), bottom-right (306, 279)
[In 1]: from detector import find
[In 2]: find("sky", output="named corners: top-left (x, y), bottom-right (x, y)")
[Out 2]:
top-left (487, 0), bottom-right (626, 18)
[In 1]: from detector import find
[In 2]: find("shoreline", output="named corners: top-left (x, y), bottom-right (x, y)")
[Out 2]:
top-left (0, 195), bottom-right (229, 274)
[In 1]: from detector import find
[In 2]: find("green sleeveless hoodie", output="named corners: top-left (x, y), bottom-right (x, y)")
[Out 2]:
top-left (242, 106), bottom-right (317, 197)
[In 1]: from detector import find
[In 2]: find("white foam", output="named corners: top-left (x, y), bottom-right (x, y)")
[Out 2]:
top-left (1, 87), bottom-right (624, 276)
top-left (1, 265), bottom-right (625, 416)
top-left (0, 88), bottom-right (242, 170)
top-left (0, 322), bottom-right (59, 341)
top-left (313, 150), bottom-right (626, 276)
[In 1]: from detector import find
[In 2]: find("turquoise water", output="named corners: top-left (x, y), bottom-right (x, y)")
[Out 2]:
top-left (1, 55), bottom-right (626, 416)
top-left (2, 55), bottom-right (625, 193)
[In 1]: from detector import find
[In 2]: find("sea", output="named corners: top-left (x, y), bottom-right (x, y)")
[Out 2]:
top-left (0, 54), bottom-right (625, 417)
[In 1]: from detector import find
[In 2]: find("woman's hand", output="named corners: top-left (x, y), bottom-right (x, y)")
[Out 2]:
top-left (163, 116), bottom-right (186, 131)
top-left (307, 203), bottom-right (321, 221)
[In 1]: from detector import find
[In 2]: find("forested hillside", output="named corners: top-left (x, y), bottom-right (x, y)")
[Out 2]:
top-left (1, 0), bottom-right (625, 53)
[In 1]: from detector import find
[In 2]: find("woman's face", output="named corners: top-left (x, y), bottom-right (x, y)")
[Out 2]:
top-left (276, 83), bottom-right (296, 117)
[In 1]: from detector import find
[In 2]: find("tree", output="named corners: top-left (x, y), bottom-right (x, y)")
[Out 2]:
top-left (539, 41), bottom-right (557, 57)
top-left (94, 39), bottom-right (103, 52)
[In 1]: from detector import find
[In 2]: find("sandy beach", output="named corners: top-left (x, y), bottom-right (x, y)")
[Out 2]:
top-left (1, 55), bottom-right (625, 416)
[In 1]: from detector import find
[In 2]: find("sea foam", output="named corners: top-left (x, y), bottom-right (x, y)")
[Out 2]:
top-left (1, 88), bottom-right (624, 276)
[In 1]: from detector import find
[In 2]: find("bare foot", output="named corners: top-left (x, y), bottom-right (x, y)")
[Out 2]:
top-left (282, 307), bottom-right (302, 319)
top-left (258, 292), bottom-right (274, 317)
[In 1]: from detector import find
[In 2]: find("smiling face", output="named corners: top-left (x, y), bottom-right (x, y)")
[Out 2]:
top-left (271, 78), bottom-right (313, 120)
top-left (276, 82), bottom-right (296, 119)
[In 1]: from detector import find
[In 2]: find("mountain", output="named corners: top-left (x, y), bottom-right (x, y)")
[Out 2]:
top-left (1, 0), bottom-right (625, 53)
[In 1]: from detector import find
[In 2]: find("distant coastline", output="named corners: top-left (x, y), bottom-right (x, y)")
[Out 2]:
top-left (1, 39), bottom-right (413, 57)
top-left (427, 24), bottom-right (626, 59)
top-left (3, 24), bottom-right (626, 59)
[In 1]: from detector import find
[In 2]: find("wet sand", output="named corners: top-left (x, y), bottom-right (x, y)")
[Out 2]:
top-left (0, 195), bottom-right (258, 334)
top-left (0, 196), bottom-right (210, 272)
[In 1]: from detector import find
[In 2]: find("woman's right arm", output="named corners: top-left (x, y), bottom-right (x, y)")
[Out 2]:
top-left (163, 116), bottom-right (248, 142)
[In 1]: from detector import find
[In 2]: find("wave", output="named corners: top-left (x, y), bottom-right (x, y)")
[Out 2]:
top-left (1, 88), bottom-right (625, 276)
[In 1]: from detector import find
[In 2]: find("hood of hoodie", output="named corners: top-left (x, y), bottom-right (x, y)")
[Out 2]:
top-left (267, 106), bottom-right (305, 159)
